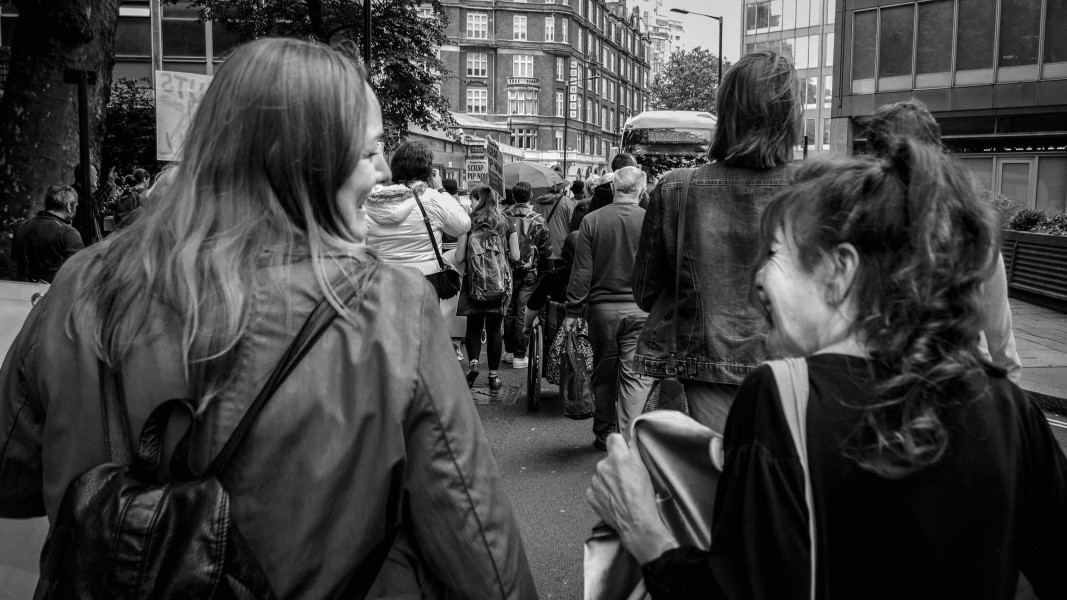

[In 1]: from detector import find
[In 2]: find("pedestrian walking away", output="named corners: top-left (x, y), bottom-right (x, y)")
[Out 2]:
top-left (566, 166), bottom-right (652, 450)
top-left (589, 136), bottom-right (1067, 600)
top-left (0, 38), bottom-right (536, 600)
top-left (11, 185), bottom-right (85, 283)
top-left (503, 182), bottom-right (552, 369)
top-left (455, 186), bottom-right (520, 391)
top-left (631, 50), bottom-right (801, 433)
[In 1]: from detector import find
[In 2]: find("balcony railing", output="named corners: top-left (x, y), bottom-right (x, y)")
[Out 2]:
top-left (506, 77), bottom-right (539, 87)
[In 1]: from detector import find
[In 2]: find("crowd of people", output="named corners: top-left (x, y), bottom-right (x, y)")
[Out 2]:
top-left (0, 37), bottom-right (1065, 600)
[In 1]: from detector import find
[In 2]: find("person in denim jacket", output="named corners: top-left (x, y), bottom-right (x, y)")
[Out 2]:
top-left (631, 50), bottom-right (802, 432)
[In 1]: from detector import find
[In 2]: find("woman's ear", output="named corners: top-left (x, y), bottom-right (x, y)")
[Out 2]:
top-left (826, 243), bottom-right (860, 306)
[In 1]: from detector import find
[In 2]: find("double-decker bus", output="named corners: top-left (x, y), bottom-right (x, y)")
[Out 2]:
top-left (620, 110), bottom-right (716, 178)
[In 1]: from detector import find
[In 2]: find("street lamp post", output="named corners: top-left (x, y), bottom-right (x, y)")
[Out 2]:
top-left (562, 75), bottom-right (598, 178)
top-left (669, 8), bottom-right (723, 90)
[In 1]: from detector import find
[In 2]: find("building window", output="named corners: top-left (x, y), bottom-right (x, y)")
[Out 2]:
top-left (804, 118), bottom-right (816, 147)
top-left (466, 12), bottom-right (488, 39)
top-left (803, 76), bottom-right (818, 109)
top-left (601, 107), bottom-right (608, 128)
top-left (417, 4), bottom-right (434, 19)
top-left (578, 28), bottom-right (584, 53)
top-left (562, 18), bottom-right (569, 43)
top-left (556, 91), bottom-right (565, 117)
top-left (508, 89), bottom-right (539, 115)
top-left (851, 9), bottom-right (877, 92)
top-left (513, 15), bottom-right (527, 41)
top-left (466, 88), bottom-right (488, 113)
top-left (555, 130), bottom-right (564, 151)
top-left (916, 0), bottom-right (952, 85)
top-left (513, 54), bottom-right (534, 77)
top-left (545, 16), bottom-right (555, 42)
top-left (586, 99), bottom-right (593, 123)
top-left (823, 76), bottom-right (832, 108)
top-left (557, 57), bottom-right (565, 80)
top-left (957, 0), bottom-right (996, 73)
top-left (823, 117), bottom-right (831, 149)
top-left (511, 127), bottom-right (537, 150)
top-left (878, 4), bottom-right (914, 85)
top-left (466, 53), bottom-right (488, 78)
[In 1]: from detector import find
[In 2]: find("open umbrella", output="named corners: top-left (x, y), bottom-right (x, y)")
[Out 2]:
top-left (503, 161), bottom-right (565, 192)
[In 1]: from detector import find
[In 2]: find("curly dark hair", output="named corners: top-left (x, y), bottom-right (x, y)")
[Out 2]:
top-left (753, 139), bottom-right (999, 479)
top-left (389, 141), bottom-right (435, 184)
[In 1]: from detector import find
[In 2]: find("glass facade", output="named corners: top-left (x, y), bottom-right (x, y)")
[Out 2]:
top-left (852, 0), bottom-right (1067, 92)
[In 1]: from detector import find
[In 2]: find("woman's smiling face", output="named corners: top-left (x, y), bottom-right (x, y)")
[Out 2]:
top-left (754, 228), bottom-right (844, 357)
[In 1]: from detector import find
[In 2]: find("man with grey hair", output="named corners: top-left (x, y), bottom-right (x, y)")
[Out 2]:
top-left (566, 166), bottom-right (653, 449)
top-left (12, 185), bottom-right (85, 283)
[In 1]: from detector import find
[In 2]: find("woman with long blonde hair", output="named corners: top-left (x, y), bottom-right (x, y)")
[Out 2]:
top-left (0, 38), bottom-right (535, 598)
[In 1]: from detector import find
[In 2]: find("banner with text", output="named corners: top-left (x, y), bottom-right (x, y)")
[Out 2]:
top-left (155, 70), bottom-right (214, 161)
top-left (485, 137), bottom-right (505, 198)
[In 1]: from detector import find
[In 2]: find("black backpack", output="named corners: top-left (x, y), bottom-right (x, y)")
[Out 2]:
top-left (46, 288), bottom-right (395, 599)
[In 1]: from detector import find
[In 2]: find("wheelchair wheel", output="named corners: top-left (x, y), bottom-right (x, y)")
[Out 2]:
top-left (526, 323), bottom-right (543, 412)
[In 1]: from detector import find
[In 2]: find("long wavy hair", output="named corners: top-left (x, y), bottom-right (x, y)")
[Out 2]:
top-left (708, 50), bottom-right (801, 169)
top-left (71, 38), bottom-right (380, 405)
top-left (754, 139), bottom-right (998, 478)
top-left (469, 186), bottom-right (507, 231)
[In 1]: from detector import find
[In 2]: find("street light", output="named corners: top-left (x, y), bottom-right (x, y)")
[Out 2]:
top-left (669, 8), bottom-right (723, 90)
top-left (562, 75), bottom-right (598, 178)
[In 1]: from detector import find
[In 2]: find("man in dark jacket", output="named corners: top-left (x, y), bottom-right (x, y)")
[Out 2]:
top-left (12, 186), bottom-right (85, 283)
top-left (589, 153), bottom-right (639, 213)
top-left (532, 181), bottom-right (577, 266)
top-left (566, 166), bottom-right (652, 449)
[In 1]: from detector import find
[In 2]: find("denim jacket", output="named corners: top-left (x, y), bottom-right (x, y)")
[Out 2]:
top-left (632, 162), bottom-right (792, 385)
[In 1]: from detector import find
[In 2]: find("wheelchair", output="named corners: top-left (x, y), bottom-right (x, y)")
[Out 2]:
top-left (525, 301), bottom-right (563, 412)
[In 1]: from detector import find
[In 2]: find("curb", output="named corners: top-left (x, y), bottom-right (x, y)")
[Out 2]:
top-left (1019, 383), bottom-right (1067, 416)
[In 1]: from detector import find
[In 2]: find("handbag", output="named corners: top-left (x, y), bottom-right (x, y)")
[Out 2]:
top-left (584, 358), bottom-right (814, 600)
top-left (584, 410), bottom-right (722, 600)
top-left (410, 185), bottom-right (461, 300)
top-left (643, 169), bottom-right (697, 415)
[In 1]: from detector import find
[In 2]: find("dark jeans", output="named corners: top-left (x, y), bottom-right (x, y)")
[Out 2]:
top-left (587, 302), bottom-right (646, 442)
top-left (503, 269), bottom-right (539, 358)
top-left (465, 313), bottom-right (504, 370)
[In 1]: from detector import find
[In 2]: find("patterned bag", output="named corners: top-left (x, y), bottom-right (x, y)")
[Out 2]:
top-left (547, 319), bottom-right (594, 420)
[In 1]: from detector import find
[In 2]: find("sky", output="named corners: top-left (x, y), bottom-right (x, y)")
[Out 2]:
top-left (662, 0), bottom-right (745, 63)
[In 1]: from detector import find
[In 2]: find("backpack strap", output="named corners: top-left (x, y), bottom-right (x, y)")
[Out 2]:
top-left (665, 169), bottom-right (695, 376)
top-left (209, 282), bottom-right (359, 475)
top-left (766, 357), bottom-right (816, 600)
top-left (546, 192), bottom-right (565, 224)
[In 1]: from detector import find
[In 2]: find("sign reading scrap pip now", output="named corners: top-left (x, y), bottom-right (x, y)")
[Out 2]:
top-left (155, 70), bottom-right (213, 161)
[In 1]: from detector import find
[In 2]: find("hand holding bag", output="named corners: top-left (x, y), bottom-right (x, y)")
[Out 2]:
top-left (584, 358), bottom-right (815, 600)
top-left (643, 169), bottom-right (696, 415)
top-left (410, 185), bottom-right (461, 300)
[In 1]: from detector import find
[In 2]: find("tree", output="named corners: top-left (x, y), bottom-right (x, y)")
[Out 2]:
top-left (0, 0), bottom-right (123, 276)
top-left (187, 0), bottom-right (458, 146)
top-left (102, 79), bottom-right (159, 176)
top-left (647, 47), bottom-right (731, 113)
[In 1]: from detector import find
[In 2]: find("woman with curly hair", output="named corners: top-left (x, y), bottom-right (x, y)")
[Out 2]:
top-left (589, 139), bottom-right (1067, 599)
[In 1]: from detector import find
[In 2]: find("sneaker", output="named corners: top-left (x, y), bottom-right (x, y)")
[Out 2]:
top-left (466, 360), bottom-right (479, 389)
top-left (502, 352), bottom-right (514, 364)
top-left (511, 356), bottom-right (528, 369)
top-left (488, 375), bottom-right (502, 392)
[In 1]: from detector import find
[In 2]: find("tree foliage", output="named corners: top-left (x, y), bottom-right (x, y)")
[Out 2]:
top-left (647, 47), bottom-right (731, 113)
top-left (185, 0), bottom-right (458, 145)
top-left (103, 79), bottom-right (160, 176)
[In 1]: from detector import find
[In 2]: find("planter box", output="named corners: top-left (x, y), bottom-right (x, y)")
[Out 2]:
top-left (1002, 230), bottom-right (1067, 312)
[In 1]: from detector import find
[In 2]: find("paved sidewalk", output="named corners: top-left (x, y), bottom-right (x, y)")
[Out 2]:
top-left (1012, 298), bottom-right (1067, 414)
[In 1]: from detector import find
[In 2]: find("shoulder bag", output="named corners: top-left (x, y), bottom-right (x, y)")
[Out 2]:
top-left (585, 358), bottom-right (815, 600)
top-left (642, 168), bottom-right (697, 414)
top-left (411, 186), bottom-right (461, 300)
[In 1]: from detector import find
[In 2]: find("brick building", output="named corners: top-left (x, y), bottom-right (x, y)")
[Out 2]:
top-left (438, 0), bottom-right (653, 177)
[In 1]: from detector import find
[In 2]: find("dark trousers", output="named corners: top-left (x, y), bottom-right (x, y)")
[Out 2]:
top-left (464, 313), bottom-right (505, 370)
top-left (503, 269), bottom-right (538, 358)
top-left (587, 302), bottom-right (646, 442)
